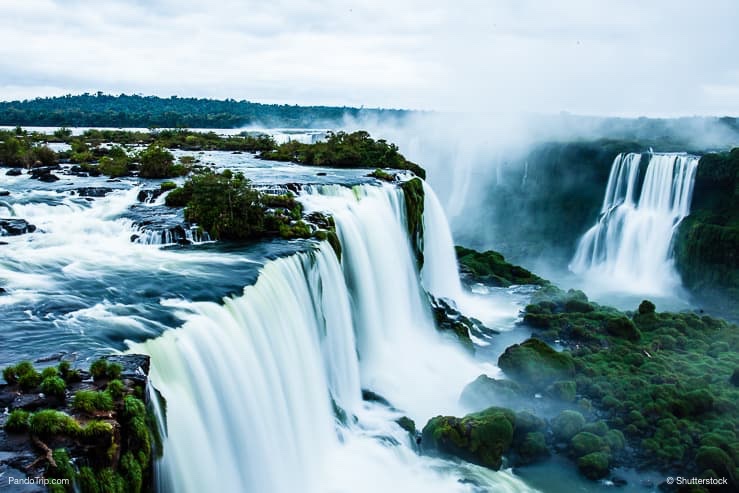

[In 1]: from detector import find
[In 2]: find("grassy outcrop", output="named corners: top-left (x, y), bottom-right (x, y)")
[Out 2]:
top-left (261, 131), bottom-right (425, 178)
top-left (421, 407), bottom-right (515, 470)
top-left (455, 246), bottom-right (547, 287)
top-left (517, 287), bottom-right (739, 486)
top-left (1, 356), bottom-right (159, 493)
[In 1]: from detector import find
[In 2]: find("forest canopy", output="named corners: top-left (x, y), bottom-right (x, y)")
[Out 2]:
top-left (0, 93), bottom-right (409, 128)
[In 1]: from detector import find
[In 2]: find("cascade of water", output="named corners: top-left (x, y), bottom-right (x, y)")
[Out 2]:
top-left (420, 180), bottom-right (464, 301)
top-left (569, 152), bottom-right (699, 295)
top-left (136, 182), bottom-right (533, 493)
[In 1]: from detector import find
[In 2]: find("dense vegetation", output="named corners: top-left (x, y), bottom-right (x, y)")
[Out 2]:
top-left (261, 130), bottom-right (426, 178)
top-left (674, 147), bottom-right (739, 320)
top-left (1, 357), bottom-right (158, 493)
top-left (519, 287), bottom-right (738, 487)
top-left (426, 285), bottom-right (738, 488)
top-left (0, 93), bottom-right (407, 128)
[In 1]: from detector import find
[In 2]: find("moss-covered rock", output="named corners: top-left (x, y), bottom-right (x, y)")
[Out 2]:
top-left (570, 432), bottom-right (609, 457)
top-left (515, 432), bottom-right (550, 465)
top-left (547, 380), bottom-right (577, 402)
top-left (498, 338), bottom-right (575, 388)
top-left (577, 451), bottom-right (610, 480)
top-left (551, 410), bottom-right (586, 442)
top-left (421, 407), bottom-right (515, 470)
top-left (455, 246), bottom-right (547, 287)
top-left (401, 178), bottom-right (424, 269)
top-left (460, 375), bottom-right (523, 410)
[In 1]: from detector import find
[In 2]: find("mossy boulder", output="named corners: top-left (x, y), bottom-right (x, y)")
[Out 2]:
top-left (514, 432), bottom-right (550, 465)
top-left (551, 410), bottom-right (586, 442)
top-left (547, 380), bottom-right (577, 402)
top-left (455, 246), bottom-right (547, 287)
top-left (577, 451), bottom-right (610, 480)
top-left (460, 375), bottom-right (523, 410)
top-left (571, 432), bottom-right (609, 457)
top-left (498, 338), bottom-right (575, 388)
top-left (421, 407), bottom-right (515, 470)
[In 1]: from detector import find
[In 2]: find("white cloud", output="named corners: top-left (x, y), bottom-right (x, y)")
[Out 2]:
top-left (0, 0), bottom-right (738, 115)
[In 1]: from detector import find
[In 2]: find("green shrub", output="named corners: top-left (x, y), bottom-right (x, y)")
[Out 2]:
top-left (4, 409), bottom-right (31, 432)
top-left (107, 379), bottom-right (126, 400)
top-left (577, 451), bottom-right (610, 480)
top-left (73, 390), bottom-right (113, 414)
top-left (90, 359), bottom-right (109, 380)
top-left (41, 366), bottom-right (59, 379)
top-left (552, 410), bottom-right (586, 441)
top-left (41, 376), bottom-right (67, 398)
top-left (2, 365), bottom-right (18, 384)
top-left (29, 410), bottom-right (79, 436)
top-left (106, 363), bottom-right (123, 380)
top-left (571, 432), bottom-right (608, 457)
top-left (120, 451), bottom-right (143, 493)
top-left (137, 145), bottom-right (182, 178)
top-left (18, 369), bottom-right (42, 390)
top-left (160, 181), bottom-right (177, 191)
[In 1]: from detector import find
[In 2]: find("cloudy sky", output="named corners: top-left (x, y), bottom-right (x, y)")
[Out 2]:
top-left (1, 0), bottom-right (738, 116)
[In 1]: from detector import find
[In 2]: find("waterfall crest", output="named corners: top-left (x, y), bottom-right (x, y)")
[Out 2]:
top-left (569, 152), bottom-right (699, 295)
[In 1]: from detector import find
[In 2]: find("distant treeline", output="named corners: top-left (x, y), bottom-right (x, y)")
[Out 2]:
top-left (0, 93), bottom-right (409, 128)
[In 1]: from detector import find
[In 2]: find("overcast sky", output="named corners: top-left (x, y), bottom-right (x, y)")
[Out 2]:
top-left (1, 0), bottom-right (738, 116)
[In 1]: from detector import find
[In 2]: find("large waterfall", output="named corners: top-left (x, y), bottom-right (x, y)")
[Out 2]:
top-left (133, 182), bottom-right (531, 493)
top-left (569, 152), bottom-right (699, 295)
top-left (136, 182), bottom-right (533, 493)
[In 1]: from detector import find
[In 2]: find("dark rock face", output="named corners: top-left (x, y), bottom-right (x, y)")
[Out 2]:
top-left (0, 219), bottom-right (37, 236)
top-left (6, 168), bottom-right (23, 176)
top-left (0, 190), bottom-right (10, 196)
top-left (74, 187), bottom-right (114, 198)
top-left (137, 188), bottom-right (165, 203)
top-left (429, 296), bottom-right (496, 351)
top-left (30, 167), bottom-right (60, 182)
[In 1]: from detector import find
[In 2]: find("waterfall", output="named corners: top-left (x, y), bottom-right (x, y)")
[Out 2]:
top-left (135, 182), bottom-right (532, 493)
top-left (421, 180), bottom-right (463, 301)
top-left (569, 152), bottom-right (699, 295)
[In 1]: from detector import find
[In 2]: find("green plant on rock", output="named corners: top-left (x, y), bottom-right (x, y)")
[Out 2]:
top-left (137, 144), bottom-right (184, 178)
top-left (29, 410), bottom-right (79, 436)
top-left (5, 409), bottom-right (31, 432)
top-left (401, 178), bottom-right (424, 269)
top-left (421, 407), bottom-right (515, 470)
top-left (577, 451), bottom-right (610, 480)
top-left (73, 390), bottom-right (114, 414)
top-left (498, 338), bottom-right (575, 388)
top-left (41, 375), bottom-right (67, 399)
top-left (90, 359), bottom-right (109, 380)
top-left (552, 410), bottom-right (586, 442)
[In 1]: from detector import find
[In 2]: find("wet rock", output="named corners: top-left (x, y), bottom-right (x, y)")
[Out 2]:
top-left (137, 188), bottom-right (164, 203)
top-left (422, 407), bottom-right (515, 470)
top-left (0, 219), bottom-right (37, 236)
top-left (75, 187), bottom-right (114, 198)
top-left (5, 168), bottom-right (23, 176)
top-left (30, 167), bottom-right (60, 182)
top-left (102, 354), bottom-right (150, 385)
top-left (0, 190), bottom-right (9, 196)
